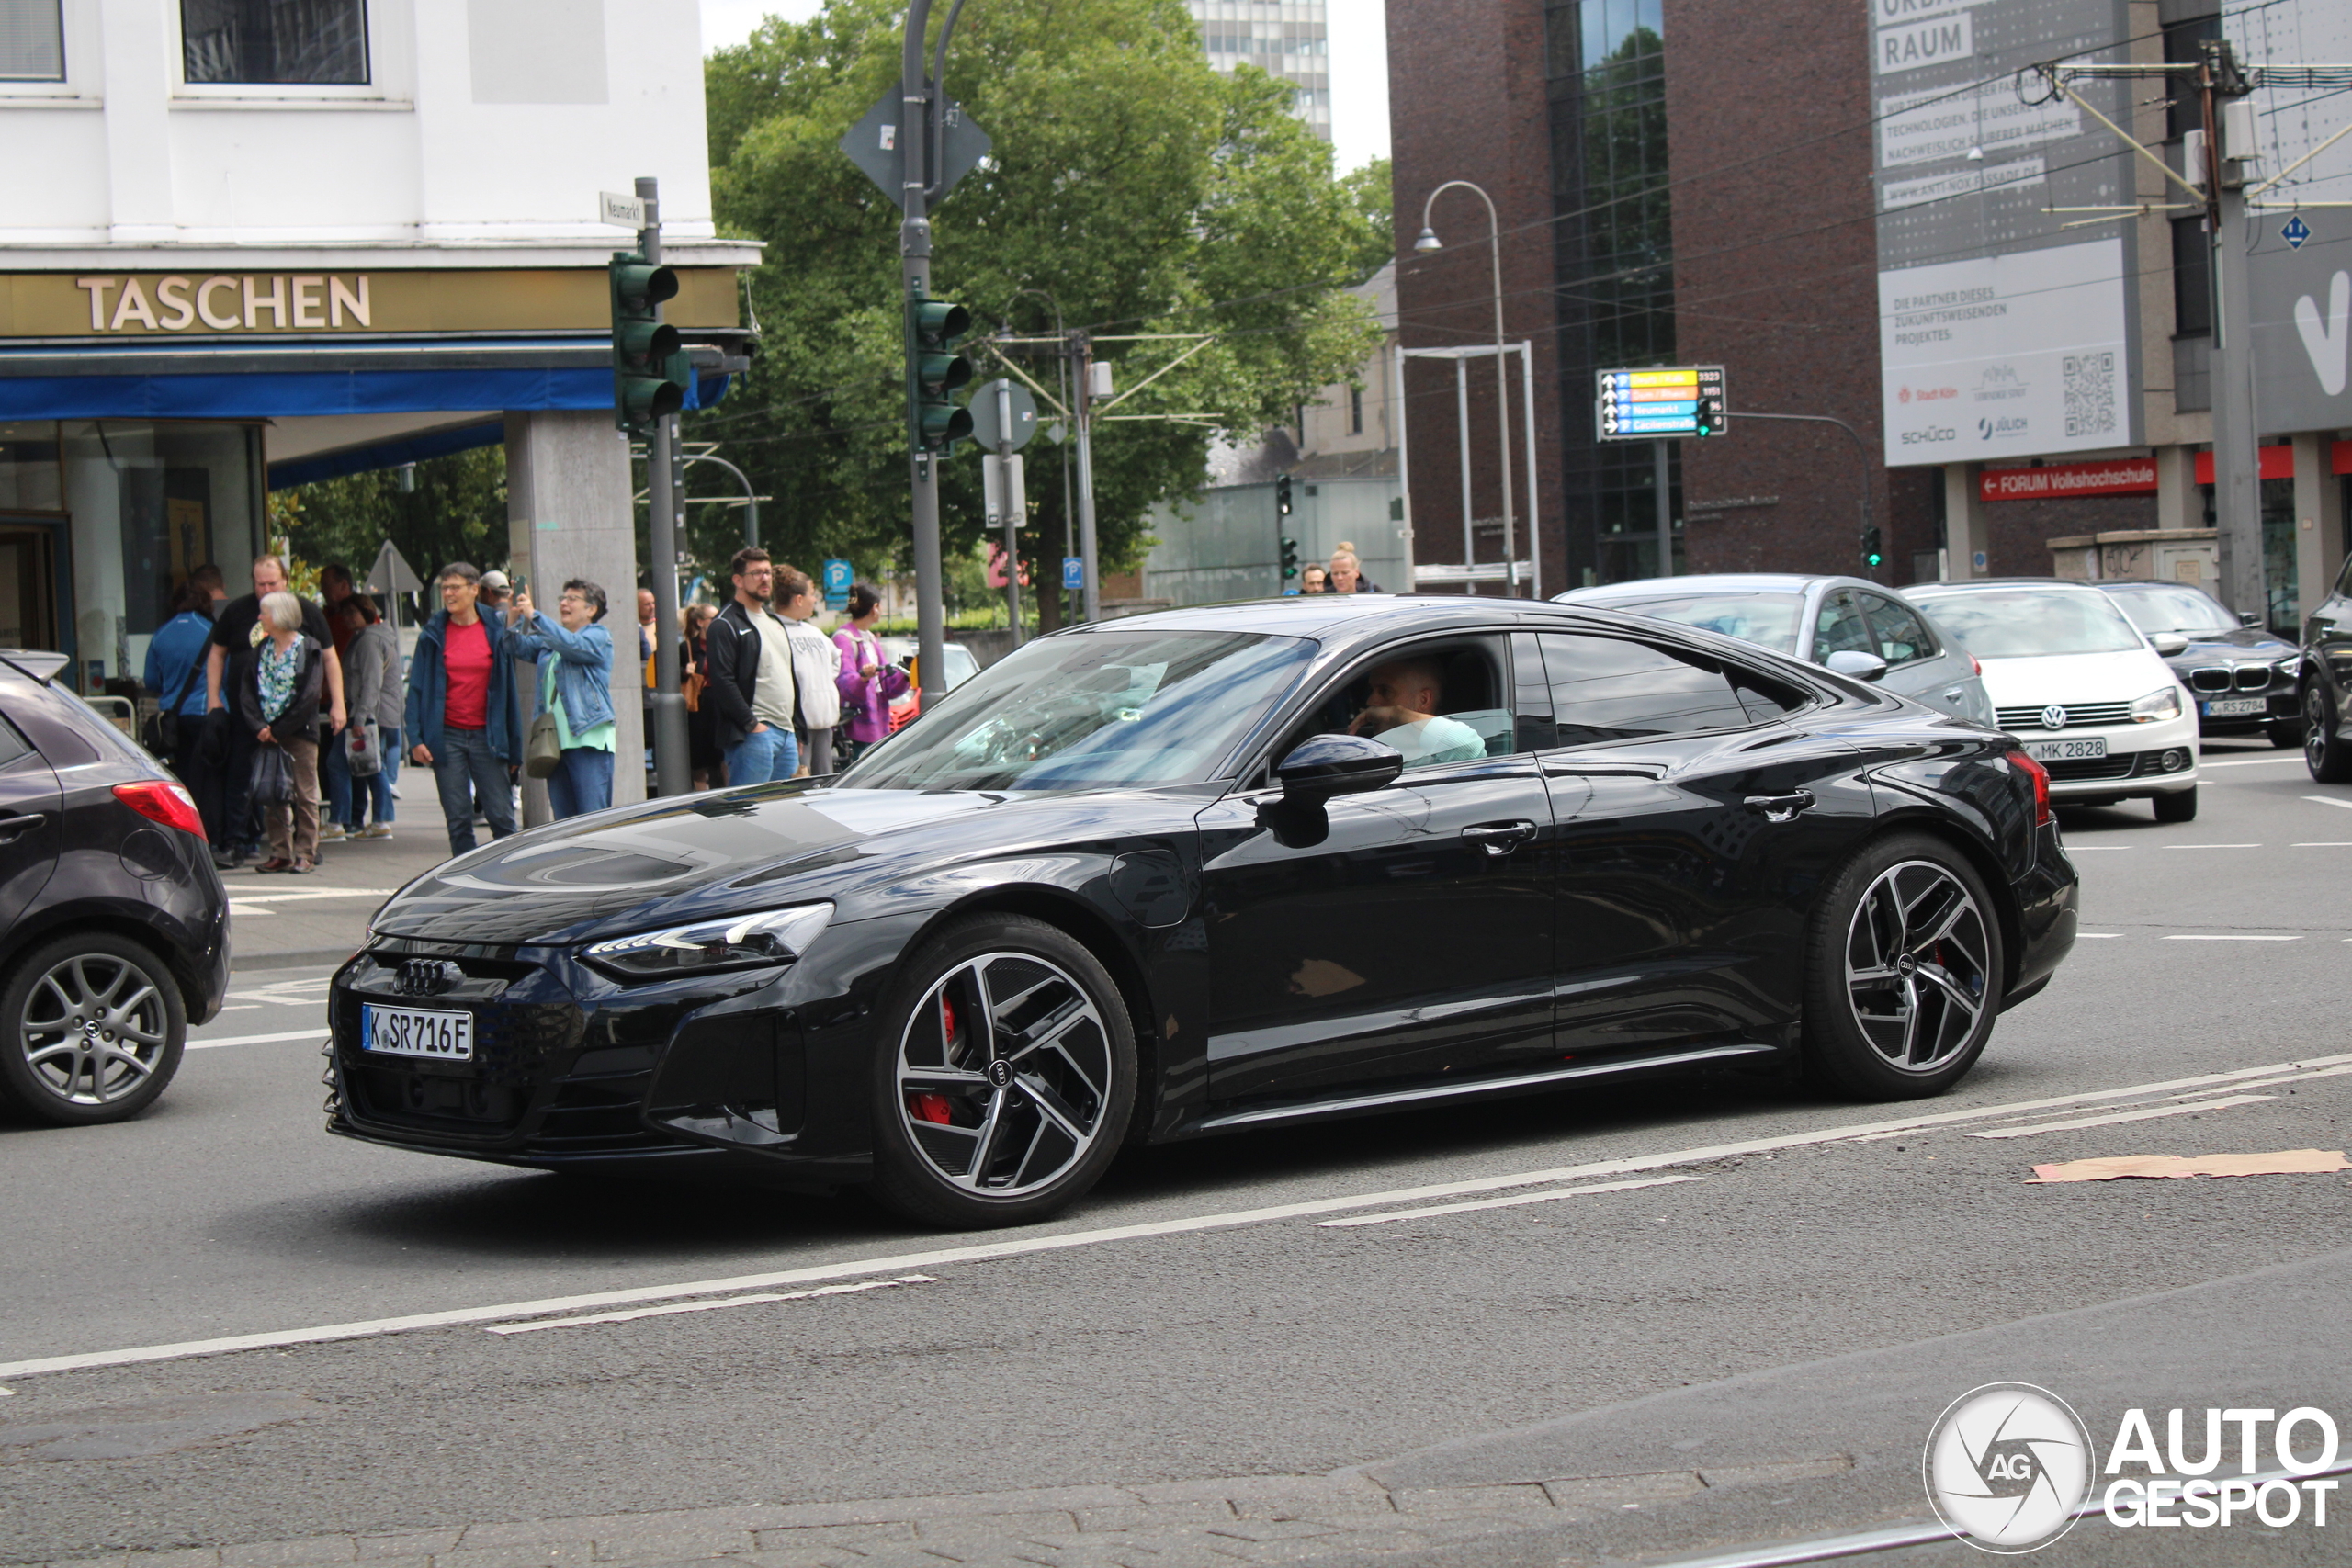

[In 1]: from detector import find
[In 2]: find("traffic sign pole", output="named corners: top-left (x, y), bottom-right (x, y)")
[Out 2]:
top-left (637, 175), bottom-right (689, 801)
top-left (1653, 440), bottom-right (1673, 579)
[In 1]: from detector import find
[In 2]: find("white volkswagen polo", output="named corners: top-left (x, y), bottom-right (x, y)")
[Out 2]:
top-left (1905, 579), bottom-right (2200, 821)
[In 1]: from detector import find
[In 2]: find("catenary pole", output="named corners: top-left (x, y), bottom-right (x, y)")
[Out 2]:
top-left (1074, 333), bottom-right (1102, 622)
top-left (638, 175), bottom-right (689, 798)
top-left (2203, 43), bottom-right (2265, 626)
top-left (902, 0), bottom-right (947, 708)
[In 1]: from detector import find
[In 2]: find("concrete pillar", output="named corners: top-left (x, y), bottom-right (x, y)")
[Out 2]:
top-left (1942, 464), bottom-right (1987, 579)
top-left (2153, 445), bottom-right (2203, 532)
top-left (2294, 432), bottom-right (2346, 625)
top-left (504, 411), bottom-right (645, 809)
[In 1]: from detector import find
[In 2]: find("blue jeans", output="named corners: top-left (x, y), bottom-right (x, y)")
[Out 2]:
top-left (356, 726), bottom-right (400, 827)
top-left (322, 724), bottom-right (354, 827)
top-left (723, 725), bottom-right (798, 786)
top-left (431, 726), bottom-right (516, 855)
top-left (545, 746), bottom-right (614, 820)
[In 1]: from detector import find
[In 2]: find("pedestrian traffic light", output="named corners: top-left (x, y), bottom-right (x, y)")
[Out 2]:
top-left (1275, 472), bottom-right (1294, 516)
top-left (1280, 537), bottom-right (1300, 581)
top-left (1860, 525), bottom-right (1884, 570)
top-left (609, 253), bottom-right (689, 433)
top-left (907, 292), bottom-right (975, 452)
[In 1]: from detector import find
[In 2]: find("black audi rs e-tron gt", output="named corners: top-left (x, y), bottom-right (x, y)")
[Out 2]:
top-left (328, 595), bottom-right (2078, 1226)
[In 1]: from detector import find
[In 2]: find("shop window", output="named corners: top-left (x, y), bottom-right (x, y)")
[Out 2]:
top-left (182, 0), bottom-right (369, 85)
top-left (0, 423), bottom-right (62, 512)
top-left (0, 0), bottom-right (65, 80)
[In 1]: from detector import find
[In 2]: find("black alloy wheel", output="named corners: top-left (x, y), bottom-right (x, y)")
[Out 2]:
top-left (868, 913), bottom-right (1136, 1228)
top-left (0, 933), bottom-right (187, 1126)
top-left (1802, 834), bottom-right (2004, 1100)
top-left (2305, 686), bottom-right (2352, 783)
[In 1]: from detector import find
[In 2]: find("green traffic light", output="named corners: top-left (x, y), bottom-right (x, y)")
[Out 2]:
top-left (612, 261), bottom-right (679, 310)
top-left (906, 291), bottom-right (976, 454)
top-left (916, 351), bottom-right (974, 396)
top-left (912, 300), bottom-right (972, 342)
top-left (616, 320), bottom-right (682, 367)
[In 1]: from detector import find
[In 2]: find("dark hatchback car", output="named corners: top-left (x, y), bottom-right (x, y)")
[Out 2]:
top-left (328, 598), bottom-right (2077, 1227)
top-left (0, 651), bottom-right (229, 1125)
top-left (2093, 580), bottom-right (2301, 746)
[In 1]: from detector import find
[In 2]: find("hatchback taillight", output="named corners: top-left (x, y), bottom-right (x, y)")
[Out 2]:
top-left (2004, 749), bottom-right (2052, 827)
top-left (114, 780), bottom-right (207, 840)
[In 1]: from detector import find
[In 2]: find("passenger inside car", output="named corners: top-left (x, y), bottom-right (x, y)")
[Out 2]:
top-left (1346, 657), bottom-right (1487, 768)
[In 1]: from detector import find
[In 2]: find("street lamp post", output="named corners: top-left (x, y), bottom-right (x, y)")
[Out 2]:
top-left (1415, 181), bottom-right (1519, 596)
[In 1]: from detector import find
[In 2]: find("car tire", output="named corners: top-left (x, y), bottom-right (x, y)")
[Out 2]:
top-left (867, 913), bottom-right (1136, 1229)
top-left (1802, 834), bottom-right (2004, 1101)
top-left (2152, 787), bottom-right (2198, 823)
top-left (2266, 717), bottom-right (2303, 750)
top-left (2305, 686), bottom-right (2352, 783)
top-left (0, 932), bottom-right (187, 1127)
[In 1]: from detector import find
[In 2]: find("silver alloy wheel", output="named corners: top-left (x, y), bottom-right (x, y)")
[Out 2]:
top-left (895, 950), bottom-right (1114, 1197)
top-left (18, 952), bottom-right (172, 1107)
top-left (1843, 860), bottom-right (1992, 1075)
top-left (2306, 687), bottom-right (2332, 773)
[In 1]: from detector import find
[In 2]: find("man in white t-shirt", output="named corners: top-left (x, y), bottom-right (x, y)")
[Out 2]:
top-left (1348, 657), bottom-right (1485, 767)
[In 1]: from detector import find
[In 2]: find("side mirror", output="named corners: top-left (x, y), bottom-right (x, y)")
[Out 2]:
top-left (2149, 633), bottom-right (2190, 657)
top-left (1823, 649), bottom-right (1889, 683)
top-left (2241, 612), bottom-right (2263, 628)
top-left (1275, 733), bottom-right (1404, 799)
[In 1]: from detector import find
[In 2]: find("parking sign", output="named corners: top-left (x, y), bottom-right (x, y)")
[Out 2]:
top-left (1062, 557), bottom-right (1084, 592)
top-left (821, 558), bottom-right (853, 610)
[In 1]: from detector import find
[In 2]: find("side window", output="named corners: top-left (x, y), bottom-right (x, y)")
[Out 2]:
top-left (1859, 592), bottom-right (1935, 668)
top-left (2335, 556), bottom-right (2352, 600)
top-left (0, 713), bottom-right (30, 768)
top-left (1537, 633), bottom-right (1753, 745)
top-left (1510, 632), bottom-right (1555, 753)
top-left (1813, 592), bottom-right (1874, 658)
top-left (1282, 637), bottom-right (1515, 772)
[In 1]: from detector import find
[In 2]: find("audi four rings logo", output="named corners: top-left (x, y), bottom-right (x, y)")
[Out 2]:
top-left (1926, 1383), bottom-right (2095, 1552)
top-left (396, 959), bottom-right (458, 996)
top-left (2041, 705), bottom-right (2068, 730)
top-left (986, 1058), bottom-right (1015, 1088)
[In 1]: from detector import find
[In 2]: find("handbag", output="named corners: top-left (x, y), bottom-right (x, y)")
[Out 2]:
top-left (141, 652), bottom-right (207, 757)
top-left (249, 742), bottom-right (294, 807)
top-left (526, 711), bottom-right (562, 778)
top-left (346, 716), bottom-right (382, 779)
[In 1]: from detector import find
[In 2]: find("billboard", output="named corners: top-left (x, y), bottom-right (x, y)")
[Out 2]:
top-left (1871, 0), bottom-right (2142, 464)
top-left (2231, 2), bottom-right (2352, 435)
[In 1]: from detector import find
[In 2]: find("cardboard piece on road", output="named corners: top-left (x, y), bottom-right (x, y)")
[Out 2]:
top-left (2029, 1149), bottom-right (2349, 1183)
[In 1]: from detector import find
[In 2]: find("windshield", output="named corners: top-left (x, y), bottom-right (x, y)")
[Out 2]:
top-left (1908, 589), bottom-right (2143, 658)
top-left (837, 629), bottom-right (1314, 793)
top-left (1602, 592), bottom-right (1803, 654)
top-left (2102, 584), bottom-right (2239, 637)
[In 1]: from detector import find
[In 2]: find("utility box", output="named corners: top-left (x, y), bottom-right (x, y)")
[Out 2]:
top-left (2048, 528), bottom-right (2220, 585)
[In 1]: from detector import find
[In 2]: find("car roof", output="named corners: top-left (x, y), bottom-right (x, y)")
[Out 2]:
top-left (1555, 573), bottom-right (1858, 598)
top-left (0, 649), bottom-right (69, 682)
top-left (1904, 577), bottom-right (2107, 595)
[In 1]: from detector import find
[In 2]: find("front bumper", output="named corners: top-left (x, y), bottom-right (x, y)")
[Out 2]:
top-left (322, 926), bottom-right (903, 1181)
top-left (2191, 690), bottom-right (2297, 735)
top-left (2023, 718), bottom-right (2199, 798)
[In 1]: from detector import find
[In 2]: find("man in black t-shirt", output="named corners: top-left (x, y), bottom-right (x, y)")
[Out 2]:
top-left (205, 556), bottom-right (345, 868)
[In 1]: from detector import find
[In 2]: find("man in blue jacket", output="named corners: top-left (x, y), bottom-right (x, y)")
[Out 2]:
top-left (404, 562), bottom-right (518, 856)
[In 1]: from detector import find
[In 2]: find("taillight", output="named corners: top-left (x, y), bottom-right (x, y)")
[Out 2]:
top-left (1968, 652), bottom-right (1983, 677)
top-left (2004, 749), bottom-right (2052, 827)
top-left (114, 780), bottom-right (208, 840)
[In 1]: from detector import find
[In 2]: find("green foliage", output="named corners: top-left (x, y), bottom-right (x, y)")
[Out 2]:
top-left (1340, 157), bottom-right (1395, 283)
top-left (277, 446), bottom-right (510, 592)
top-left (693, 0), bottom-right (1381, 587)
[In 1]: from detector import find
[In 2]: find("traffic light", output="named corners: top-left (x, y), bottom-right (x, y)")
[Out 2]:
top-left (1694, 395), bottom-right (1724, 436)
top-left (907, 292), bottom-right (975, 452)
top-left (609, 253), bottom-right (689, 433)
top-left (1280, 537), bottom-right (1300, 581)
top-left (1275, 472), bottom-right (1294, 516)
top-left (1860, 525), bottom-right (1884, 570)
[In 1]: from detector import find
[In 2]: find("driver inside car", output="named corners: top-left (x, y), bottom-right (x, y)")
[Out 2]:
top-left (1346, 657), bottom-right (1486, 768)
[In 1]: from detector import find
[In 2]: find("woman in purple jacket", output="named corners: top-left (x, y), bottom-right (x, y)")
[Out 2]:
top-left (832, 584), bottom-right (907, 764)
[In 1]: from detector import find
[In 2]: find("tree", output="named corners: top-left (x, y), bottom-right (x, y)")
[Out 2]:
top-left (277, 446), bottom-right (510, 593)
top-left (695, 0), bottom-right (1381, 601)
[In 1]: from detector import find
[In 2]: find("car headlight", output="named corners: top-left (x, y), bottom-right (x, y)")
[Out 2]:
top-left (2131, 685), bottom-right (2183, 723)
top-left (582, 903), bottom-right (833, 979)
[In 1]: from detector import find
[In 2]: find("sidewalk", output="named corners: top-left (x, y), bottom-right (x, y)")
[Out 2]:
top-left (225, 821), bottom-right (455, 972)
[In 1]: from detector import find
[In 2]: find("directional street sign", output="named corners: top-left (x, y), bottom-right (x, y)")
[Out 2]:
top-left (1596, 366), bottom-right (1728, 441)
top-left (597, 191), bottom-right (646, 229)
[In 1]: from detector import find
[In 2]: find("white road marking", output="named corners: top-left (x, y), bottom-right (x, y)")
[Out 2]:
top-left (2293, 842), bottom-right (2352, 847)
top-left (228, 905), bottom-right (276, 916)
top-left (2200, 757), bottom-right (2308, 769)
top-left (2302, 795), bottom-right (2352, 809)
top-left (2163, 933), bottom-right (2302, 942)
top-left (2077, 932), bottom-right (2122, 939)
top-left (219, 1004), bottom-right (260, 1011)
top-left (225, 889), bottom-right (397, 904)
top-left (2165, 843), bottom-right (2260, 849)
top-left (1966, 1093), bottom-right (2277, 1140)
top-left (485, 1275), bottom-right (938, 1335)
top-left (187, 1029), bottom-right (326, 1050)
top-left (9, 1051), bottom-right (2352, 1381)
top-left (1314, 1175), bottom-right (1702, 1227)
top-left (2064, 845), bottom-right (2134, 852)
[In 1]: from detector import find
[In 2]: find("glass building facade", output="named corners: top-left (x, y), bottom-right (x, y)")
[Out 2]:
top-left (1188, 0), bottom-right (1332, 141)
top-left (1544, 0), bottom-right (1678, 581)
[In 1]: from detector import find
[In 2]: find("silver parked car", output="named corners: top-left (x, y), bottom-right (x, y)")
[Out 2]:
top-left (1554, 573), bottom-right (1996, 726)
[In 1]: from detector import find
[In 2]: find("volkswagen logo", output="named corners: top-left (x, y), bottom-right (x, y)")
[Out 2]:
top-left (985, 1058), bottom-right (1015, 1088)
top-left (2040, 705), bottom-right (2068, 730)
top-left (395, 959), bottom-right (460, 997)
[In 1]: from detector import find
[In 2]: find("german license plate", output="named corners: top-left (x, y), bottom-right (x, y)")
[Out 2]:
top-left (2203, 697), bottom-right (2265, 716)
top-left (2022, 737), bottom-right (2108, 761)
top-left (360, 1004), bottom-right (473, 1061)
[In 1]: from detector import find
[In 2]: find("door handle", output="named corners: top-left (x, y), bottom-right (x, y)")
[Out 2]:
top-left (0, 812), bottom-right (44, 837)
top-left (1461, 819), bottom-right (1537, 856)
top-left (1743, 790), bottom-right (1815, 823)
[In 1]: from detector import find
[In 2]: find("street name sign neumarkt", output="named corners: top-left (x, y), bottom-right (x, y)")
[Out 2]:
top-left (1597, 365), bottom-right (1728, 441)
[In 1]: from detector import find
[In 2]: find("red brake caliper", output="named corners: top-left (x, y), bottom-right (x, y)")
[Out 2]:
top-left (910, 990), bottom-right (963, 1123)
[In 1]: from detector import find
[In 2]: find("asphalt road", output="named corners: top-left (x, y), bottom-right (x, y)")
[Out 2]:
top-left (4, 739), bottom-right (2348, 1566)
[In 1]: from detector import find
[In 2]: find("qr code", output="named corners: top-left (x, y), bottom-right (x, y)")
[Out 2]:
top-left (2064, 352), bottom-right (2117, 438)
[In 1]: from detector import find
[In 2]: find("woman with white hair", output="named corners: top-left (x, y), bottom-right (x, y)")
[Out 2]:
top-left (236, 589), bottom-right (338, 873)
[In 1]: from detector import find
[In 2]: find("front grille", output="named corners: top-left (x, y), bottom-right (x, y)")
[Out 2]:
top-left (1997, 700), bottom-right (2135, 730)
top-left (2188, 666), bottom-right (2233, 694)
top-left (334, 946), bottom-right (582, 1141)
top-left (2046, 753), bottom-right (2140, 782)
top-left (2236, 664), bottom-right (2277, 694)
